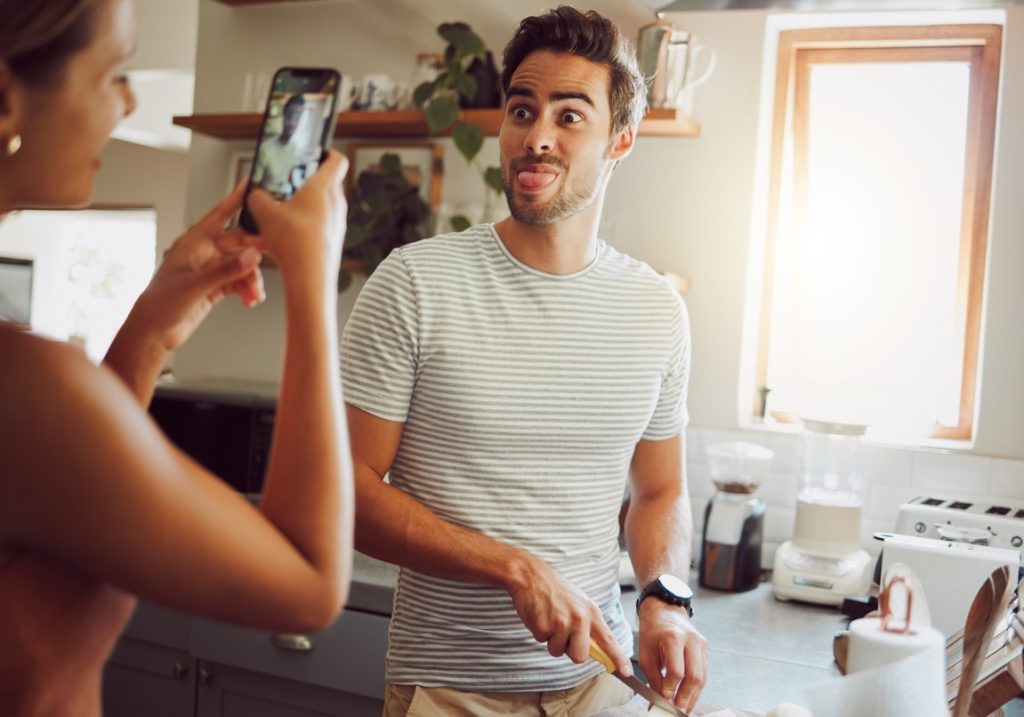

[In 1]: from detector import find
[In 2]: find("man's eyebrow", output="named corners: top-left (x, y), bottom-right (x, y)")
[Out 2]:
top-left (506, 86), bottom-right (595, 108)
top-left (550, 91), bottom-right (594, 107)
top-left (506, 86), bottom-right (535, 100)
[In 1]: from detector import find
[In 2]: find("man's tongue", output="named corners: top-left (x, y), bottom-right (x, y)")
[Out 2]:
top-left (518, 171), bottom-right (556, 190)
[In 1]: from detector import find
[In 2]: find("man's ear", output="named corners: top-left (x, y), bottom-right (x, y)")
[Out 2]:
top-left (608, 124), bottom-right (636, 162)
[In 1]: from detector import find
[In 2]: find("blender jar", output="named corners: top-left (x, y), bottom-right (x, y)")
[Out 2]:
top-left (794, 419), bottom-right (867, 554)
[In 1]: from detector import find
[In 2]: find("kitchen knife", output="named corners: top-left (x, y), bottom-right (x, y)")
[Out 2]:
top-left (589, 642), bottom-right (690, 717)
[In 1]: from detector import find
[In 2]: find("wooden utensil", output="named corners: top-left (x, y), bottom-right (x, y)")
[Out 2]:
top-left (952, 566), bottom-right (1012, 717)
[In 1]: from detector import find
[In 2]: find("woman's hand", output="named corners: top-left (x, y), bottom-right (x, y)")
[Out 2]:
top-left (104, 181), bottom-right (267, 403)
top-left (245, 149), bottom-right (348, 286)
top-left (139, 180), bottom-right (267, 353)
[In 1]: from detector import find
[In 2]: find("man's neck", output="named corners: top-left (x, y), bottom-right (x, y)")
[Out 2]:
top-left (494, 199), bottom-right (605, 276)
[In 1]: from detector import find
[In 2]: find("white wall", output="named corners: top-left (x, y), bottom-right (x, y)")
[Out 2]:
top-left (175, 1), bottom-right (1024, 464)
top-left (93, 139), bottom-right (190, 254)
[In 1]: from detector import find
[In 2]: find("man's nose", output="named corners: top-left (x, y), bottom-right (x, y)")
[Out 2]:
top-left (523, 117), bottom-right (554, 155)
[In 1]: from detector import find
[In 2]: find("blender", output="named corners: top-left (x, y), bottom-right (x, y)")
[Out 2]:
top-left (699, 441), bottom-right (774, 592)
top-left (772, 419), bottom-right (872, 605)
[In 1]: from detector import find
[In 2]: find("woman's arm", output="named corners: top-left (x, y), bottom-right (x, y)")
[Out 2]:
top-left (0, 152), bottom-right (353, 632)
top-left (104, 181), bottom-right (265, 406)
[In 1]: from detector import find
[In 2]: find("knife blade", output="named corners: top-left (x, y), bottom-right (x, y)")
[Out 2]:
top-left (589, 642), bottom-right (690, 717)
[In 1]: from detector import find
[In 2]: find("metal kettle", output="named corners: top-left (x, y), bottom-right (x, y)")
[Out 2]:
top-left (636, 15), bottom-right (716, 110)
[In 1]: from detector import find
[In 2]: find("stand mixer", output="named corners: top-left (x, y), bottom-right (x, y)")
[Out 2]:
top-left (700, 442), bottom-right (774, 592)
top-left (773, 420), bottom-right (872, 605)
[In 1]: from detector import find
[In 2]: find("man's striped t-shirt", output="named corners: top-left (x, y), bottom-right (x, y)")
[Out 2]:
top-left (341, 224), bottom-right (691, 692)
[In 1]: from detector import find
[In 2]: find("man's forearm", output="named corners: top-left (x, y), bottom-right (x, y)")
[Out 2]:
top-left (624, 486), bottom-right (693, 586)
top-left (354, 467), bottom-right (535, 592)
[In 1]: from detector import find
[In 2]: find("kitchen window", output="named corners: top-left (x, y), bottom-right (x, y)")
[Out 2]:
top-left (753, 22), bottom-right (1002, 443)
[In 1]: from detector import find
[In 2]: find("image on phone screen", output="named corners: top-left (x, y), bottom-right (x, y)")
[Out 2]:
top-left (240, 67), bottom-right (340, 233)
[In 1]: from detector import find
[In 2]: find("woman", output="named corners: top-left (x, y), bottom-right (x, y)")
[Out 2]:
top-left (0, 0), bottom-right (354, 714)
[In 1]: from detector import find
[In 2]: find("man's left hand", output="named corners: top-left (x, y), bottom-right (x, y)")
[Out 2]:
top-left (636, 597), bottom-right (708, 714)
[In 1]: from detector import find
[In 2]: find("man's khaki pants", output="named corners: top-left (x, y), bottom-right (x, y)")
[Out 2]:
top-left (383, 673), bottom-right (633, 717)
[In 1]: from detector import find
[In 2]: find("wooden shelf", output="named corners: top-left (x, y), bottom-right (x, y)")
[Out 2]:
top-left (172, 108), bottom-right (700, 140)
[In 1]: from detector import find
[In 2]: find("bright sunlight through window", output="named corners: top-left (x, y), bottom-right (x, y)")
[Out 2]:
top-left (756, 23), bottom-right (1001, 443)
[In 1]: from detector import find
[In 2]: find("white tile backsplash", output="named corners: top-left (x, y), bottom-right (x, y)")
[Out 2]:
top-left (764, 506), bottom-right (796, 544)
top-left (686, 426), bottom-right (1024, 554)
top-left (766, 432), bottom-right (801, 473)
top-left (684, 426), bottom-right (703, 464)
top-left (911, 451), bottom-right (992, 494)
top-left (685, 461), bottom-right (714, 498)
top-left (865, 483), bottom-right (921, 524)
top-left (698, 428), bottom-right (769, 461)
top-left (757, 470), bottom-right (799, 509)
top-left (991, 459), bottom-right (1024, 499)
top-left (863, 446), bottom-right (914, 486)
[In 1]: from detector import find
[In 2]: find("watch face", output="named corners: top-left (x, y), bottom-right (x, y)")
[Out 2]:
top-left (660, 574), bottom-right (694, 601)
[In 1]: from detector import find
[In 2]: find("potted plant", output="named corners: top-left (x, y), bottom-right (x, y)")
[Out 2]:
top-left (339, 21), bottom-right (502, 290)
top-left (413, 22), bottom-right (504, 231)
top-left (339, 153), bottom-right (431, 291)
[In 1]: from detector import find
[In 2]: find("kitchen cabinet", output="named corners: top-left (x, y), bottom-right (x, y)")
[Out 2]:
top-left (194, 661), bottom-right (382, 717)
top-left (104, 640), bottom-right (196, 717)
top-left (103, 603), bottom-right (389, 717)
top-left (172, 107), bottom-right (700, 140)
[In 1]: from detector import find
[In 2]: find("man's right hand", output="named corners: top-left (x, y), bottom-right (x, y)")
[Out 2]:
top-left (505, 554), bottom-right (633, 676)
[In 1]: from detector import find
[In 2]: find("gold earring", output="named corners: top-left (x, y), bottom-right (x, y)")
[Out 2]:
top-left (4, 134), bottom-right (22, 156)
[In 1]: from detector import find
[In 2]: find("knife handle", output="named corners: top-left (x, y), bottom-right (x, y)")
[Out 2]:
top-left (589, 642), bottom-right (616, 673)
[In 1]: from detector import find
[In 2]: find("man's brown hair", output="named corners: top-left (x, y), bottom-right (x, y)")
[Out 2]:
top-left (499, 5), bottom-right (647, 136)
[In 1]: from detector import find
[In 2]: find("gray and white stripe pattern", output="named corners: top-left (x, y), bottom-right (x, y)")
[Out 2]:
top-left (342, 224), bottom-right (690, 691)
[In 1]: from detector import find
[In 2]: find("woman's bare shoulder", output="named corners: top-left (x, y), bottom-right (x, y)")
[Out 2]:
top-left (0, 328), bottom-right (146, 456)
top-left (0, 329), bottom-right (99, 401)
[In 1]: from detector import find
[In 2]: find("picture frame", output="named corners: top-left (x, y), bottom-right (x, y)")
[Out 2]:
top-left (0, 256), bottom-right (33, 330)
top-left (227, 151), bottom-right (254, 194)
top-left (346, 142), bottom-right (444, 212)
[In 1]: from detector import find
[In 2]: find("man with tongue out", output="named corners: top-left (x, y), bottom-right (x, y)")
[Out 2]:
top-left (343, 6), bottom-right (707, 716)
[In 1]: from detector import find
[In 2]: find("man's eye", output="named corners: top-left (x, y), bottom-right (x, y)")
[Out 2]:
top-left (562, 111), bottom-right (583, 124)
top-left (512, 106), bottom-right (532, 120)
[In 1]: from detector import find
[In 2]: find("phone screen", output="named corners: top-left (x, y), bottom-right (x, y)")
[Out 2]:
top-left (239, 67), bottom-right (340, 233)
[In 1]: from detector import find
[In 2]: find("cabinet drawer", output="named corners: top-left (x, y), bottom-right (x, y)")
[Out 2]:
top-left (190, 608), bottom-right (389, 698)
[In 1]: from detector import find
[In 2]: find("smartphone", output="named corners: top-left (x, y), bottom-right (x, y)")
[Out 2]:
top-left (239, 67), bottom-right (341, 234)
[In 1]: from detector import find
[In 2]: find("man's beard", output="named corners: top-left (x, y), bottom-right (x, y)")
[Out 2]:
top-left (501, 154), bottom-right (603, 226)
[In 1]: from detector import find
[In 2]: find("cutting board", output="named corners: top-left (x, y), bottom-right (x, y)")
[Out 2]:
top-left (591, 695), bottom-right (764, 716)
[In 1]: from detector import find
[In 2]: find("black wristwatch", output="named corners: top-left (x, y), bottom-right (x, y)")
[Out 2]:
top-left (637, 574), bottom-right (694, 617)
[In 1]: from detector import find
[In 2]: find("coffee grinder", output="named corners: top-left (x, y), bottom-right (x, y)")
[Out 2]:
top-left (699, 442), bottom-right (774, 592)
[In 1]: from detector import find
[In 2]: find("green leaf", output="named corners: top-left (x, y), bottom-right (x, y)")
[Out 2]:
top-left (380, 153), bottom-right (402, 175)
top-left (425, 96), bottom-right (460, 134)
top-left (452, 122), bottom-right (483, 162)
top-left (450, 214), bottom-right (471, 232)
top-left (484, 166), bottom-right (504, 193)
top-left (438, 23), bottom-right (485, 59)
top-left (457, 73), bottom-right (478, 102)
top-left (412, 80), bottom-right (436, 108)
